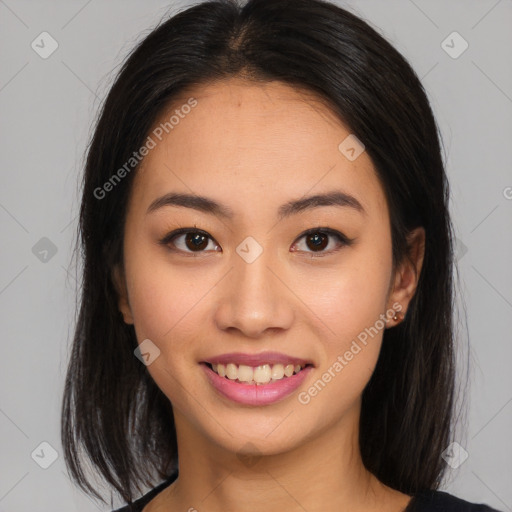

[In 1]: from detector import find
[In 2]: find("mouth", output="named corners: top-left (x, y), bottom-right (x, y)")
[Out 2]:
top-left (202, 361), bottom-right (314, 386)
top-left (200, 360), bottom-right (314, 406)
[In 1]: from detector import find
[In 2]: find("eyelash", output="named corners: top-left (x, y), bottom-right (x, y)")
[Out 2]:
top-left (158, 226), bottom-right (354, 258)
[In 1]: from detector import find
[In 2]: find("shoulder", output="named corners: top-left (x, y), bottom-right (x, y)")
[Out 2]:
top-left (111, 470), bottom-right (178, 512)
top-left (409, 489), bottom-right (503, 512)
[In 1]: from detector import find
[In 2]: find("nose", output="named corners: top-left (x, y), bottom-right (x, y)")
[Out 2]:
top-left (213, 247), bottom-right (295, 338)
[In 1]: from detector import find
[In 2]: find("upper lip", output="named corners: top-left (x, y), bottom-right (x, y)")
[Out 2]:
top-left (202, 351), bottom-right (314, 367)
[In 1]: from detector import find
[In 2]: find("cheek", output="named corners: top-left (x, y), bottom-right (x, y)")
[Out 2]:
top-left (302, 245), bottom-right (391, 330)
top-left (295, 269), bottom-right (389, 415)
top-left (123, 239), bottom-right (187, 341)
top-left (123, 246), bottom-right (207, 404)
top-left (123, 240), bottom-right (221, 365)
top-left (128, 270), bottom-right (200, 348)
top-left (298, 236), bottom-right (392, 375)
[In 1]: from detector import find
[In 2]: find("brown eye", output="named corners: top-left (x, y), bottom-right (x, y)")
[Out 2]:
top-left (159, 228), bottom-right (220, 254)
top-left (291, 228), bottom-right (352, 256)
top-left (184, 232), bottom-right (209, 251)
top-left (305, 232), bottom-right (329, 251)
top-left (159, 227), bottom-right (352, 257)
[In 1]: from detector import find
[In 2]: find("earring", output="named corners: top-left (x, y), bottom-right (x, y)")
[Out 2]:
top-left (392, 311), bottom-right (404, 323)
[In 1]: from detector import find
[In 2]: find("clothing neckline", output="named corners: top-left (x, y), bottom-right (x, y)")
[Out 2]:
top-left (131, 477), bottom-right (498, 512)
top-left (136, 474), bottom-right (424, 512)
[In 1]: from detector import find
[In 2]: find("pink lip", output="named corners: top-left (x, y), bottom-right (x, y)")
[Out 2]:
top-left (201, 362), bottom-right (313, 406)
top-left (203, 351), bottom-right (313, 367)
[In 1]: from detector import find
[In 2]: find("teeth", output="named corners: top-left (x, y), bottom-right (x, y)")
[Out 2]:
top-left (210, 362), bottom-right (306, 384)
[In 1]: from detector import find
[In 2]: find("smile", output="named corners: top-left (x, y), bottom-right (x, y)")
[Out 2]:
top-left (201, 362), bottom-right (314, 406)
top-left (208, 362), bottom-right (309, 385)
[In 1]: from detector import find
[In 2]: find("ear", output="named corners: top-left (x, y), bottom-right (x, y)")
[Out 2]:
top-left (111, 263), bottom-right (134, 325)
top-left (386, 227), bottom-right (425, 325)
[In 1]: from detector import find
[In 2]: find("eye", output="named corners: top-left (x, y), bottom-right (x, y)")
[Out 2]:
top-left (291, 227), bottom-right (353, 257)
top-left (159, 227), bottom-right (220, 255)
top-left (159, 226), bottom-right (354, 257)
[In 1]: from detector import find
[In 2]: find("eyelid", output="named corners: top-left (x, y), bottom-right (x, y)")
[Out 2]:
top-left (294, 227), bottom-right (353, 245)
top-left (159, 226), bottom-right (212, 244)
top-left (291, 227), bottom-right (354, 257)
top-left (158, 226), bottom-right (354, 255)
top-left (158, 227), bottom-right (220, 254)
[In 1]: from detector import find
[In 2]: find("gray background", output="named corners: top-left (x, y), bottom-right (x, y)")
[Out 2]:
top-left (0, 0), bottom-right (511, 511)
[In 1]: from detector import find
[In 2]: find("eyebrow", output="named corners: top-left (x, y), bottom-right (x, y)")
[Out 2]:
top-left (146, 190), bottom-right (366, 219)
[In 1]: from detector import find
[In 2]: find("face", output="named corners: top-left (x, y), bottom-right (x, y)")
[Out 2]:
top-left (113, 78), bottom-right (424, 458)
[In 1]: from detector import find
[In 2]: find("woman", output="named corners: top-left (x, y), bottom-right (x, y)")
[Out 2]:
top-left (60, 0), bottom-right (502, 511)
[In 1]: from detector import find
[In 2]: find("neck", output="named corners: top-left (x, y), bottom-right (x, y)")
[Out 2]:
top-left (157, 402), bottom-right (409, 512)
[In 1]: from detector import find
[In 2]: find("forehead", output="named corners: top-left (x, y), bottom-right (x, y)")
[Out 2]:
top-left (131, 78), bottom-right (388, 221)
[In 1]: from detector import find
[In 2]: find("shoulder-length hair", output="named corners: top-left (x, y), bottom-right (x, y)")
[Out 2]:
top-left (61, 0), bottom-right (461, 506)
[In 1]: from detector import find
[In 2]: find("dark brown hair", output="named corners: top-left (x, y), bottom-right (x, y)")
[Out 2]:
top-left (61, 0), bottom-right (462, 506)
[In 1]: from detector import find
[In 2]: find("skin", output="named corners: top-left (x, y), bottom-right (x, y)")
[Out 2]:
top-left (113, 77), bottom-right (425, 512)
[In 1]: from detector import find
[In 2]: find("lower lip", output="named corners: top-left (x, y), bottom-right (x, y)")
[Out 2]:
top-left (201, 363), bottom-right (313, 406)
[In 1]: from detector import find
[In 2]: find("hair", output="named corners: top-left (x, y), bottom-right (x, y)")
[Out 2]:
top-left (61, 0), bottom-right (463, 507)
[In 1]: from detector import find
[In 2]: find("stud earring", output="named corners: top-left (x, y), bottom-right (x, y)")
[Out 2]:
top-left (392, 311), bottom-right (404, 323)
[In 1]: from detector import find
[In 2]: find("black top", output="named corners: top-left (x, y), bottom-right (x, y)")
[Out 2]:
top-left (112, 470), bottom-right (503, 512)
